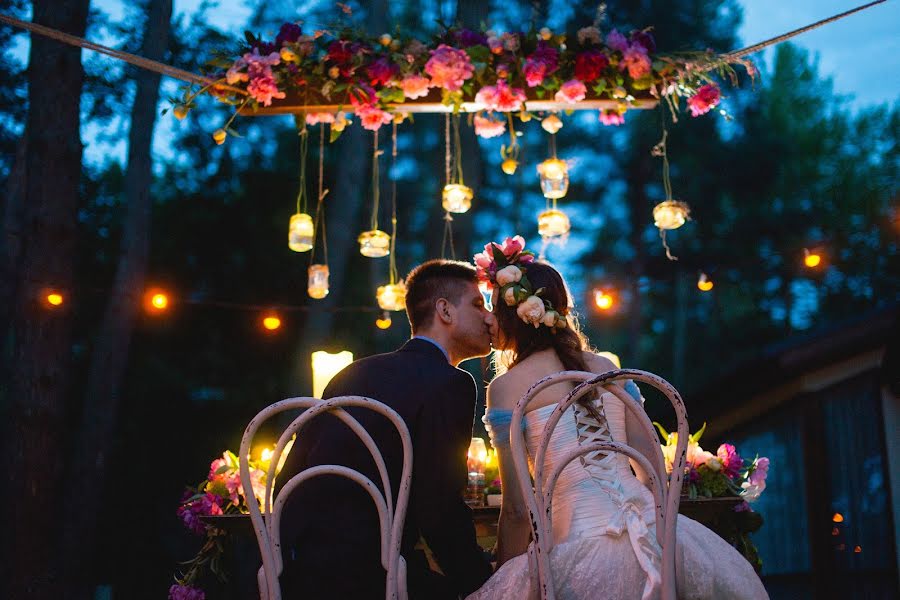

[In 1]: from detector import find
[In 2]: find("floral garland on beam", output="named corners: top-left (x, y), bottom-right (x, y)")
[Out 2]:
top-left (173, 17), bottom-right (754, 142)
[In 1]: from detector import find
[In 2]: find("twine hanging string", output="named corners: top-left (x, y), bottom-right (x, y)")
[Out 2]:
top-left (441, 113), bottom-right (456, 260)
top-left (310, 124), bottom-right (330, 266)
top-left (295, 117), bottom-right (310, 215)
top-left (444, 113), bottom-right (452, 186)
top-left (389, 120), bottom-right (399, 285)
top-left (369, 130), bottom-right (384, 231)
top-left (651, 128), bottom-right (679, 261)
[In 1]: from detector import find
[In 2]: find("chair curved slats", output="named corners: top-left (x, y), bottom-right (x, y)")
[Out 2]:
top-left (509, 369), bottom-right (688, 600)
top-left (239, 395), bottom-right (414, 600)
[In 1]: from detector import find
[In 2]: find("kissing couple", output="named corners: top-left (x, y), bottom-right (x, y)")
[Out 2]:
top-left (277, 237), bottom-right (768, 600)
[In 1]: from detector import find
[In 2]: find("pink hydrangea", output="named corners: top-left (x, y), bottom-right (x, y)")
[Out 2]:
top-left (554, 79), bottom-right (586, 104)
top-left (716, 443), bottom-right (743, 479)
top-left (306, 112), bottom-right (336, 125)
top-left (606, 29), bottom-right (628, 52)
top-left (687, 83), bottom-right (721, 117)
top-left (473, 113), bottom-right (506, 138)
top-left (475, 80), bottom-right (526, 112)
top-left (398, 74), bottom-right (432, 99)
top-left (620, 45), bottom-right (652, 79)
top-left (169, 584), bottom-right (206, 600)
top-left (599, 109), bottom-right (625, 126)
top-left (424, 45), bottom-right (474, 92)
top-left (356, 105), bottom-right (393, 131)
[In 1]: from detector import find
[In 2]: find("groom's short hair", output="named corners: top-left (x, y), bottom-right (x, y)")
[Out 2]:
top-left (405, 259), bottom-right (479, 332)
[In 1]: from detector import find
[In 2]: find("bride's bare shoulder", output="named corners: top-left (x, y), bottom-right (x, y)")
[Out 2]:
top-left (486, 369), bottom-right (520, 410)
top-left (582, 351), bottom-right (618, 374)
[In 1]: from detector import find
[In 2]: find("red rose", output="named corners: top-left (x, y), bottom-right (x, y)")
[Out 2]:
top-left (574, 50), bottom-right (609, 83)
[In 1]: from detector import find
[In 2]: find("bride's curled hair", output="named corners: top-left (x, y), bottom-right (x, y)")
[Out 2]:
top-left (493, 261), bottom-right (594, 374)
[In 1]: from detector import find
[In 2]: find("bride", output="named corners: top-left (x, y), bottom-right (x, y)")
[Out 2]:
top-left (467, 237), bottom-right (768, 600)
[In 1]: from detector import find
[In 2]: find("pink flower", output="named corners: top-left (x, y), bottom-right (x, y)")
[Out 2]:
top-left (606, 29), bottom-right (628, 52)
top-left (473, 113), bottom-right (506, 138)
top-left (716, 443), bottom-right (743, 479)
top-left (687, 83), bottom-right (721, 117)
top-left (425, 45), bottom-right (474, 92)
top-left (306, 112), bottom-right (336, 125)
top-left (356, 105), bottom-right (393, 131)
top-left (501, 235), bottom-right (525, 256)
top-left (523, 42), bottom-right (559, 88)
top-left (176, 492), bottom-right (224, 535)
top-left (554, 79), bottom-right (586, 104)
top-left (247, 74), bottom-right (285, 106)
top-left (620, 45), bottom-right (651, 79)
top-left (398, 74), bottom-right (432, 99)
top-left (208, 457), bottom-right (227, 480)
top-left (599, 109), bottom-right (625, 126)
top-left (475, 80), bottom-right (526, 112)
top-left (749, 457), bottom-right (769, 486)
top-left (169, 584), bottom-right (206, 600)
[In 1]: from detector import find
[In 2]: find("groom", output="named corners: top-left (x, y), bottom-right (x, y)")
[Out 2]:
top-left (278, 259), bottom-right (496, 599)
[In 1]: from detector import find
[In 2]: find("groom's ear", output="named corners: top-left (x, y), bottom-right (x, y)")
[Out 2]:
top-left (435, 298), bottom-right (453, 325)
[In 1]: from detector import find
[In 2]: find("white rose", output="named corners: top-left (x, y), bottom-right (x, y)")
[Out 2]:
top-left (516, 296), bottom-right (546, 327)
top-left (503, 287), bottom-right (518, 306)
top-left (541, 310), bottom-right (558, 327)
top-left (495, 265), bottom-right (523, 286)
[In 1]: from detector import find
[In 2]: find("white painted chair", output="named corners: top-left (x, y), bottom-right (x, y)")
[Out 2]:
top-left (239, 396), bottom-right (413, 600)
top-left (509, 369), bottom-right (689, 600)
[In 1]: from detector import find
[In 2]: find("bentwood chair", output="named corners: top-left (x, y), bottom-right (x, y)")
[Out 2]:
top-left (509, 369), bottom-right (689, 600)
top-left (239, 396), bottom-right (413, 600)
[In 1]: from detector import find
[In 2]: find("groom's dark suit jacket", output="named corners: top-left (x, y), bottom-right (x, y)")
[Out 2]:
top-left (278, 338), bottom-right (493, 599)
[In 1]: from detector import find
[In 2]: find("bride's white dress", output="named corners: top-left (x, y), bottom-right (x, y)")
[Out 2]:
top-left (468, 391), bottom-right (769, 600)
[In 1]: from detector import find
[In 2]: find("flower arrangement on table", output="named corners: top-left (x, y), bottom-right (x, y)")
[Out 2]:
top-left (655, 422), bottom-right (769, 570)
top-left (169, 443), bottom-right (292, 600)
top-left (171, 8), bottom-right (754, 143)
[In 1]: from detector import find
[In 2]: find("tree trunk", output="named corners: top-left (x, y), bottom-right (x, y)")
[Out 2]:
top-left (1, 1), bottom-right (89, 598)
top-left (58, 1), bottom-right (172, 596)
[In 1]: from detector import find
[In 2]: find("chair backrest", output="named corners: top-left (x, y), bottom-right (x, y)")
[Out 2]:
top-left (239, 396), bottom-right (413, 600)
top-left (509, 369), bottom-right (688, 600)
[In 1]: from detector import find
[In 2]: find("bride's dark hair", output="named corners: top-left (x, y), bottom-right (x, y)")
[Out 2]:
top-left (493, 261), bottom-right (593, 374)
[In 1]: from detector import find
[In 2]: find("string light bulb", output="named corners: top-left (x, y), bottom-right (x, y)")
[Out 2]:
top-left (803, 248), bottom-right (822, 268)
top-left (594, 289), bottom-right (614, 311)
top-left (43, 290), bottom-right (64, 308)
top-left (262, 314), bottom-right (282, 331)
top-left (144, 289), bottom-right (170, 314)
top-left (697, 272), bottom-right (714, 292)
top-left (375, 312), bottom-right (392, 329)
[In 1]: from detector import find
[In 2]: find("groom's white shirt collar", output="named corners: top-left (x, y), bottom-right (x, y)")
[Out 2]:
top-left (412, 335), bottom-right (450, 363)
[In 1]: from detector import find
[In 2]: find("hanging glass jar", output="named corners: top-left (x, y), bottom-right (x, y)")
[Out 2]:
top-left (652, 200), bottom-right (690, 230)
top-left (358, 229), bottom-right (391, 258)
top-left (442, 184), bottom-right (473, 214)
top-left (537, 158), bottom-right (569, 199)
top-left (537, 208), bottom-right (571, 237)
top-left (308, 264), bottom-right (330, 299)
top-left (376, 282), bottom-right (407, 311)
top-left (288, 213), bottom-right (314, 252)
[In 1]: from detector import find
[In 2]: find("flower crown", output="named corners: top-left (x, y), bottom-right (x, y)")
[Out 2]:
top-left (473, 236), bottom-right (567, 330)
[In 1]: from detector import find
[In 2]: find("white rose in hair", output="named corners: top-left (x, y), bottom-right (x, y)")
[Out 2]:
top-left (541, 310), bottom-right (558, 327)
top-left (495, 265), bottom-right (523, 286)
top-left (504, 287), bottom-right (518, 306)
top-left (517, 295), bottom-right (546, 327)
